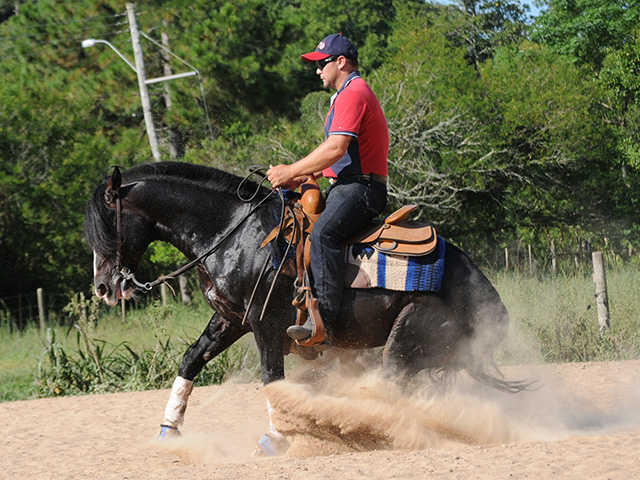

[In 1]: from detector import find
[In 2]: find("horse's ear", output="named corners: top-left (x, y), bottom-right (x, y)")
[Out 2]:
top-left (104, 166), bottom-right (122, 206)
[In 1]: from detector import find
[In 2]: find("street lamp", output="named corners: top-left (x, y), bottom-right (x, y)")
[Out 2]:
top-left (81, 39), bottom-right (137, 72)
top-left (82, 36), bottom-right (214, 160)
top-left (81, 4), bottom-right (213, 161)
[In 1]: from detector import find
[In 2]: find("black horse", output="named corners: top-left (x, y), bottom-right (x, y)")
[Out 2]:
top-left (84, 162), bottom-right (520, 453)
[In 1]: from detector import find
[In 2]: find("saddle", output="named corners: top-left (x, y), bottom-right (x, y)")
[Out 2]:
top-left (261, 176), bottom-right (438, 348)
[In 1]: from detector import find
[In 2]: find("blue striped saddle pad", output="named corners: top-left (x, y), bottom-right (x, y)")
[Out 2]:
top-left (344, 236), bottom-right (445, 292)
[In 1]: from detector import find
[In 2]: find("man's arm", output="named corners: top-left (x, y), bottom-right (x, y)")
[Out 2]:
top-left (267, 134), bottom-right (352, 189)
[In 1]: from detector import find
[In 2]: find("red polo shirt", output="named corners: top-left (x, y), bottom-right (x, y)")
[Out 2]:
top-left (322, 72), bottom-right (389, 179)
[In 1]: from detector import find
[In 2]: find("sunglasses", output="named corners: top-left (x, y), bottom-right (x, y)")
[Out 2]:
top-left (315, 56), bottom-right (338, 70)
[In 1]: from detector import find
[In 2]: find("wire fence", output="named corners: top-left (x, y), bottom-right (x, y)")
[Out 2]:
top-left (0, 290), bottom-right (71, 330)
top-left (465, 237), bottom-right (640, 276)
top-left (1, 241), bottom-right (634, 331)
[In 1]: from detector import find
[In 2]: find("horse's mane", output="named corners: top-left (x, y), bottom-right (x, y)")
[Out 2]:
top-left (84, 162), bottom-right (266, 258)
top-left (84, 180), bottom-right (116, 259)
top-left (121, 162), bottom-right (260, 195)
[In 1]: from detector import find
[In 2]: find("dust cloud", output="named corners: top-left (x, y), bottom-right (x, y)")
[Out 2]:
top-left (263, 349), bottom-right (640, 457)
top-left (154, 322), bottom-right (640, 463)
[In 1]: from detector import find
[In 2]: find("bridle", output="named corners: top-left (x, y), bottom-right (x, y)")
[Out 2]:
top-left (111, 166), bottom-right (296, 323)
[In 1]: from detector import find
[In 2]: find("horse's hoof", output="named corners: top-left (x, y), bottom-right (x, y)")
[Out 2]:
top-left (158, 424), bottom-right (181, 439)
top-left (253, 433), bottom-right (290, 456)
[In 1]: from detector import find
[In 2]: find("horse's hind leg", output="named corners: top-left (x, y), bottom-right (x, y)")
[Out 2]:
top-left (161, 312), bottom-right (247, 431)
top-left (381, 302), bottom-right (467, 378)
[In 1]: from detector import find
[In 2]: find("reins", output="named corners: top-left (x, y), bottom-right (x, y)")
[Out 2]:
top-left (114, 165), bottom-right (297, 324)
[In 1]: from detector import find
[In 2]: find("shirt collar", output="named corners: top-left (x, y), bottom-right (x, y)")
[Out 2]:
top-left (330, 70), bottom-right (361, 106)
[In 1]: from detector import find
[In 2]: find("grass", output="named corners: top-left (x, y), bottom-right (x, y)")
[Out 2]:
top-left (2, 263), bottom-right (640, 403)
top-left (493, 264), bottom-right (640, 364)
top-left (0, 292), bottom-right (260, 402)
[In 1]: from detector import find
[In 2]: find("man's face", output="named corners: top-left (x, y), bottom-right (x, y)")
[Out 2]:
top-left (316, 56), bottom-right (340, 89)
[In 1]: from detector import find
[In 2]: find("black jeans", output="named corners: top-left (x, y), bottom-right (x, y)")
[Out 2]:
top-left (309, 177), bottom-right (387, 331)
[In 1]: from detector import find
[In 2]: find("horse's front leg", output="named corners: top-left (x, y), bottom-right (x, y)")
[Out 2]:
top-left (251, 317), bottom-right (292, 456)
top-left (159, 312), bottom-right (246, 436)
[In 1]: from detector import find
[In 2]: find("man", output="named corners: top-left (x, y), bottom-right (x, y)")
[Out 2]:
top-left (267, 33), bottom-right (389, 345)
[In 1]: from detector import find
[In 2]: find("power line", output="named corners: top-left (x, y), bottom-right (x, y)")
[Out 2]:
top-left (0, 12), bottom-right (126, 33)
top-left (0, 29), bottom-right (128, 52)
top-left (0, 20), bottom-right (128, 42)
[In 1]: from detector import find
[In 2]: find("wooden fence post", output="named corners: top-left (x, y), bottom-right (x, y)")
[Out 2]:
top-left (37, 287), bottom-right (45, 336)
top-left (504, 247), bottom-right (509, 272)
top-left (592, 251), bottom-right (610, 331)
top-left (179, 275), bottom-right (191, 305)
top-left (161, 283), bottom-right (168, 306)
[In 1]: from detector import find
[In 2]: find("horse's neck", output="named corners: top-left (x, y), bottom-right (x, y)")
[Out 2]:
top-left (135, 181), bottom-right (273, 261)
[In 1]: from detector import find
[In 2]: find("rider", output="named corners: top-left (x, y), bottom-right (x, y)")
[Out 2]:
top-left (267, 33), bottom-right (389, 345)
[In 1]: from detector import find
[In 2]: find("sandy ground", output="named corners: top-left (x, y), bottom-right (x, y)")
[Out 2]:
top-left (1, 357), bottom-right (640, 480)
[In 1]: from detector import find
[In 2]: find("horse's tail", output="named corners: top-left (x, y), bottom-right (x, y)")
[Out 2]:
top-left (465, 362), bottom-right (535, 394)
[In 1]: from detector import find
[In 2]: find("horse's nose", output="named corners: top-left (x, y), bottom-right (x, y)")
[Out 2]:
top-left (96, 283), bottom-right (108, 297)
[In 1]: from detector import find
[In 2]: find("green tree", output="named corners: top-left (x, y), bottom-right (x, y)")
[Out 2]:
top-left (0, 64), bottom-right (114, 300)
top-left (533, 1), bottom-right (640, 240)
top-left (532, 1), bottom-right (640, 71)
top-left (475, 45), bottom-right (618, 237)
top-left (447, 0), bottom-right (531, 77)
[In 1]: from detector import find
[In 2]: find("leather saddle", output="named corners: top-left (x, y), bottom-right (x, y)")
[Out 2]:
top-left (261, 176), bottom-right (438, 348)
top-left (348, 205), bottom-right (437, 256)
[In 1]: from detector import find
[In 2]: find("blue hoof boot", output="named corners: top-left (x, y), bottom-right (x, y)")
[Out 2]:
top-left (253, 433), bottom-right (290, 456)
top-left (158, 424), bottom-right (181, 439)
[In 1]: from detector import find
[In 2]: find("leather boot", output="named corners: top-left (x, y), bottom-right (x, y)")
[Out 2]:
top-left (286, 318), bottom-right (313, 340)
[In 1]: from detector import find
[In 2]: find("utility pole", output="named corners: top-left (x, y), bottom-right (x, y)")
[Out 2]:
top-left (126, 3), bottom-right (161, 161)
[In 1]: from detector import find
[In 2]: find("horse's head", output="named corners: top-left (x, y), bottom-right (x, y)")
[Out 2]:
top-left (84, 167), bottom-right (154, 305)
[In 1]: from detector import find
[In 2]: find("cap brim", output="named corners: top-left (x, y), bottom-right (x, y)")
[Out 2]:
top-left (301, 51), bottom-right (331, 62)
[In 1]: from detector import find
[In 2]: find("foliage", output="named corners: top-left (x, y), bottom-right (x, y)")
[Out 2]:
top-left (470, 45), bottom-right (620, 241)
top-left (1, 0), bottom-right (640, 325)
top-left (531, 0), bottom-right (640, 71)
top-left (532, 1), bottom-right (640, 242)
top-left (447, 0), bottom-right (531, 76)
top-left (34, 295), bottom-right (260, 398)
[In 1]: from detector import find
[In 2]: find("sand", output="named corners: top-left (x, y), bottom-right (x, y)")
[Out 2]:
top-left (1, 357), bottom-right (639, 480)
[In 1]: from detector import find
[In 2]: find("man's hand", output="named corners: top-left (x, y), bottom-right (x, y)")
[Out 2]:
top-left (267, 135), bottom-right (350, 190)
top-left (267, 164), bottom-right (304, 191)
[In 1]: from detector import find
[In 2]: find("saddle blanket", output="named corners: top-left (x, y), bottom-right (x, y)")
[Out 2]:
top-left (344, 236), bottom-right (445, 292)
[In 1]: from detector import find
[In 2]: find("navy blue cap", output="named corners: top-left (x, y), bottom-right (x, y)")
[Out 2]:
top-left (301, 33), bottom-right (358, 62)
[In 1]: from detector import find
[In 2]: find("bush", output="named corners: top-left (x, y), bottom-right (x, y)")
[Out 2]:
top-left (34, 295), bottom-right (260, 398)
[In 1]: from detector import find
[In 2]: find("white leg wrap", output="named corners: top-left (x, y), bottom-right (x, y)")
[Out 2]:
top-left (266, 398), bottom-right (283, 438)
top-left (162, 376), bottom-right (194, 427)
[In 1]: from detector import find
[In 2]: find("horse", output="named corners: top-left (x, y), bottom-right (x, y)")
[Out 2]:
top-left (84, 161), bottom-right (522, 454)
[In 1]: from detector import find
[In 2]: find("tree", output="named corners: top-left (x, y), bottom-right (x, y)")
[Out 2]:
top-left (531, 0), bottom-right (640, 71)
top-left (0, 64), bottom-right (114, 300)
top-left (447, 0), bottom-right (531, 77)
top-left (370, 2), bottom-right (483, 224)
top-left (533, 1), bottom-right (640, 238)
